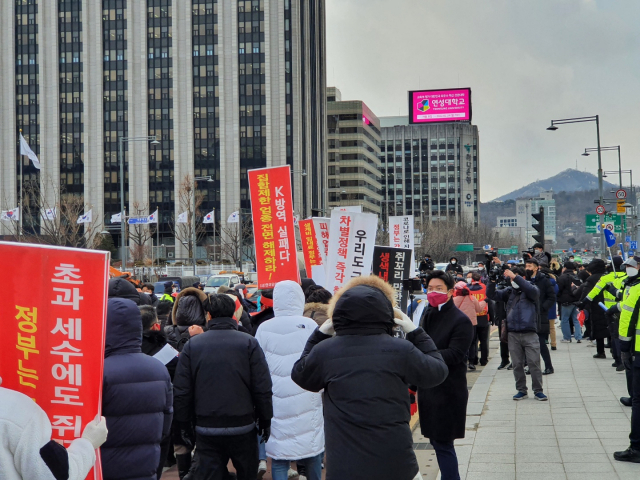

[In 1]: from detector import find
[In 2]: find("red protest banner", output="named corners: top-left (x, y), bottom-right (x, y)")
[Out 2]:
top-left (0, 242), bottom-right (110, 480)
top-left (248, 165), bottom-right (301, 288)
top-left (298, 219), bottom-right (323, 276)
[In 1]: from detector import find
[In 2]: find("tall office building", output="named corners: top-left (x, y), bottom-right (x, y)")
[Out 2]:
top-left (326, 87), bottom-right (382, 215)
top-left (0, 0), bottom-right (327, 260)
top-left (379, 117), bottom-right (480, 227)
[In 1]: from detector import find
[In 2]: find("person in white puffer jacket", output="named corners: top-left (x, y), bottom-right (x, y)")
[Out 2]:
top-left (0, 377), bottom-right (108, 480)
top-left (255, 280), bottom-right (325, 480)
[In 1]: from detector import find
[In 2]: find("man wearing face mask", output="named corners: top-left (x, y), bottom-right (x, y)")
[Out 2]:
top-left (532, 243), bottom-right (549, 268)
top-left (613, 256), bottom-right (640, 463)
top-left (445, 257), bottom-right (464, 276)
top-left (487, 262), bottom-right (547, 401)
top-left (525, 258), bottom-right (556, 375)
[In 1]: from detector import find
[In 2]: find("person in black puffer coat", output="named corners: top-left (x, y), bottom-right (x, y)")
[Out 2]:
top-left (165, 287), bottom-right (208, 352)
top-left (445, 257), bottom-right (464, 276)
top-left (102, 298), bottom-right (173, 480)
top-left (526, 258), bottom-right (556, 375)
top-left (576, 259), bottom-right (608, 357)
top-left (292, 275), bottom-right (448, 480)
top-left (109, 277), bottom-right (145, 305)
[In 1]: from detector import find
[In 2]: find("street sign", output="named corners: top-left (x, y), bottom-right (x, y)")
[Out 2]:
top-left (626, 236), bottom-right (632, 242)
top-left (617, 200), bottom-right (626, 213)
top-left (615, 189), bottom-right (627, 199)
top-left (586, 214), bottom-right (623, 234)
top-left (455, 243), bottom-right (474, 252)
top-left (595, 205), bottom-right (606, 215)
top-left (497, 247), bottom-right (519, 255)
top-left (128, 217), bottom-right (150, 225)
top-left (631, 241), bottom-right (638, 250)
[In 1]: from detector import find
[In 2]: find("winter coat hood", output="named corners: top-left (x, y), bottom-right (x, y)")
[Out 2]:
top-left (105, 298), bottom-right (142, 357)
top-left (171, 287), bottom-right (207, 326)
top-left (303, 302), bottom-right (330, 326)
top-left (273, 280), bottom-right (305, 317)
top-left (329, 275), bottom-right (396, 335)
top-left (109, 277), bottom-right (141, 305)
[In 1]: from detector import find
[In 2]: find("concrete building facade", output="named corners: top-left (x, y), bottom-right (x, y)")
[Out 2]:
top-left (1, 0), bottom-right (327, 260)
top-left (379, 117), bottom-right (480, 227)
top-left (326, 87), bottom-right (382, 215)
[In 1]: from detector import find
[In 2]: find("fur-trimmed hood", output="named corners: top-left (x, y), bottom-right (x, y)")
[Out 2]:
top-left (303, 302), bottom-right (330, 327)
top-left (328, 275), bottom-right (398, 335)
top-left (171, 287), bottom-right (208, 326)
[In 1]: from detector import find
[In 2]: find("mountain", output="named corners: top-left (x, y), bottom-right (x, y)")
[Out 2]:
top-left (491, 169), bottom-right (618, 202)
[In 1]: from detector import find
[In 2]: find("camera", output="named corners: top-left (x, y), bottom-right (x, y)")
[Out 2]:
top-left (486, 252), bottom-right (509, 285)
top-left (402, 278), bottom-right (422, 293)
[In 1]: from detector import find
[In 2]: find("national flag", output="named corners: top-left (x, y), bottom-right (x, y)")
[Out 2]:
top-left (227, 211), bottom-right (239, 223)
top-left (148, 209), bottom-right (159, 224)
top-left (111, 212), bottom-right (122, 224)
top-left (204, 211), bottom-right (215, 224)
top-left (20, 133), bottom-right (41, 170)
top-left (42, 208), bottom-right (56, 221)
top-left (1, 208), bottom-right (20, 222)
top-left (177, 212), bottom-right (188, 224)
top-left (77, 210), bottom-right (93, 224)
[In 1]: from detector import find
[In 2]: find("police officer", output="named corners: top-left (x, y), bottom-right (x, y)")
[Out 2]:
top-left (613, 256), bottom-right (640, 463)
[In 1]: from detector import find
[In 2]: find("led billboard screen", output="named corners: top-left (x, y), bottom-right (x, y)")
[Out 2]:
top-left (409, 88), bottom-right (472, 124)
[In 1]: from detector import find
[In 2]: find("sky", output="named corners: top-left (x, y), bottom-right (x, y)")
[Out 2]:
top-left (325, 0), bottom-right (640, 202)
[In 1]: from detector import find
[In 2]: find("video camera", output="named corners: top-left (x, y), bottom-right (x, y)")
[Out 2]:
top-left (485, 252), bottom-right (509, 285)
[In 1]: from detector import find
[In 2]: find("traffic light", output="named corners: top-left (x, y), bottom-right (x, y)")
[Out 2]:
top-left (531, 207), bottom-right (545, 246)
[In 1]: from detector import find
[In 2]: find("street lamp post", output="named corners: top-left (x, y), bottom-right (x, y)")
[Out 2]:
top-left (583, 146), bottom-right (622, 189)
top-left (192, 176), bottom-right (213, 267)
top-left (118, 135), bottom-right (159, 270)
top-left (547, 116), bottom-right (605, 256)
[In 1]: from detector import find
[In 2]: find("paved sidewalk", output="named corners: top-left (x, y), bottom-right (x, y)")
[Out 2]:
top-left (456, 330), bottom-right (636, 480)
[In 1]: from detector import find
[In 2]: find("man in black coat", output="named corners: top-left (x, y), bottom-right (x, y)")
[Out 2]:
top-left (419, 254), bottom-right (435, 273)
top-left (173, 294), bottom-right (273, 480)
top-left (445, 257), bottom-right (464, 276)
top-left (418, 270), bottom-right (474, 480)
top-left (102, 299), bottom-right (174, 480)
top-left (292, 275), bottom-right (448, 480)
top-left (576, 259), bottom-right (609, 357)
top-left (526, 258), bottom-right (557, 375)
top-left (557, 261), bottom-right (583, 343)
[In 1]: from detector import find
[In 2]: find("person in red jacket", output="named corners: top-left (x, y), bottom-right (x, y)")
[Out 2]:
top-left (467, 272), bottom-right (490, 367)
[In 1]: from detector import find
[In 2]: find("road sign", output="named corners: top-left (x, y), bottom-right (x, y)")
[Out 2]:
top-left (595, 205), bottom-right (606, 215)
top-left (616, 189), bottom-right (627, 199)
top-left (498, 247), bottom-right (519, 255)
top-left (631, 241), bottom-right (638, 250)
top-left (617, 200), bottom-right (626, 213)
top-left (586, 214), bottom-right (623, 234)
top-left (626, 236), bottom-right (632, 242)
top-left (128, 217), bottom-right (150, 225)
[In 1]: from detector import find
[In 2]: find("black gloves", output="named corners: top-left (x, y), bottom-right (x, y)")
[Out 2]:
top-left (576, 299), bottom-right (588, 310)
top-left (259, 425), bottom-right (271, 444)
top-left (173, 421), bottom-right (195, 449)
top-left (604, 283), bottom-right (621, 299)
top-left (621, 351), bottom-right (633, 371)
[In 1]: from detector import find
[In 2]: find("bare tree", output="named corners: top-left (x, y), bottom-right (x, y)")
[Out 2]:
top-left (2, 177), bottom-right (103, 248)
top-left (169, 175), bottom-right (207, 260)
top-left (129, 201), bottom-right (156, 265)
top-left (219, 220), bottom-right (255, 267)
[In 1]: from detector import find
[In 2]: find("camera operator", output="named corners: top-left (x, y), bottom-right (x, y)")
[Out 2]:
top-left (487, 259), bottom-right (548, 401)
top-left (419, 254), bottom-right (435, 274)
top-left (526, 258), bottom-right (556, 375)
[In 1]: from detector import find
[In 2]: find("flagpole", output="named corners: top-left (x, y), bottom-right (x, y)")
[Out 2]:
top-left (19, 130), bottom-right (23, 242)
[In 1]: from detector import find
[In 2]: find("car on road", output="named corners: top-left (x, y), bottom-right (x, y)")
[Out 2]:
top-left (204, 273), bottom-right (242, 294)
top-left (434, 263), bottom-right (449, 271)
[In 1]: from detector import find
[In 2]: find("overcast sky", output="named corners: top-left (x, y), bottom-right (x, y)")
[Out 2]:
top-left (326, 0), bottom-right (640, 202)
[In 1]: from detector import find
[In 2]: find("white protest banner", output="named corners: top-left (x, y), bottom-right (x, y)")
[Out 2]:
top-left (389, 215), bottom-right (415, 273)
top-left (326, 210), bottom-right (378, 293)
top-left (332, 205), bottom-right (362, 213)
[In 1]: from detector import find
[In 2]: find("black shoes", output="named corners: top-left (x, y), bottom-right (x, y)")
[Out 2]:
top-left (542, 368), bottom-right (554, 375)
top-left (613, 447), bottom-right (640, 463)
top-left (468, 364), bottom-right (476, 371)
top-left (593, 353), bottom-right (606, 359)
top-left (480, 360), bottom-right (488, 366)
top-left (551, 346), bottom-right (557, 350)
top-left (620, 397), bottom-right (633, 407)
top-left (498, 361), bottom-right (511, 370)
top-left (612, 361), bottom-right (620, 367)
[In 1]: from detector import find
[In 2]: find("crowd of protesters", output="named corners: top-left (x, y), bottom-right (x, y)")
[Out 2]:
top-left (2, 245), bottom-right (639, 480)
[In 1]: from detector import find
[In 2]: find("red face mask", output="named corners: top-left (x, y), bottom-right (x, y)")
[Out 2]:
top-left (427, 291), bottom-right (449, 308)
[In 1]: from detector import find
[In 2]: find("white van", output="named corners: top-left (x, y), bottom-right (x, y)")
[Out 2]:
top-left (204, 274), bottom-right (242, 294)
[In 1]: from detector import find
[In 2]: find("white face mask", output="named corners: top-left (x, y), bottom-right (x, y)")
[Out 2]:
top-left (467, 278), bottom-right (473, 284)
top-left (451, 260), bottom-right (457, 264)
top-left (511, 281), bottom-right (520, 289)
top-left (627, 267), bottom-right (639, 277)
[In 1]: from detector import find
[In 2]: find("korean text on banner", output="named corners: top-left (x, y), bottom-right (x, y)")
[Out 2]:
top-left (0, 242), bottom-right (110, 480)
top-left (372, 246), bottom-right (413, 305)
top-left (299, 219), bottom-right (326, 286)
top-left (389, 215), bottom-right (415, 274)
top-left (248, 166), bottom-right (300, 289)
top-left (311, 218), bottom-right (330, 264)
top-left (326, 210), bottom-right (378, 293)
